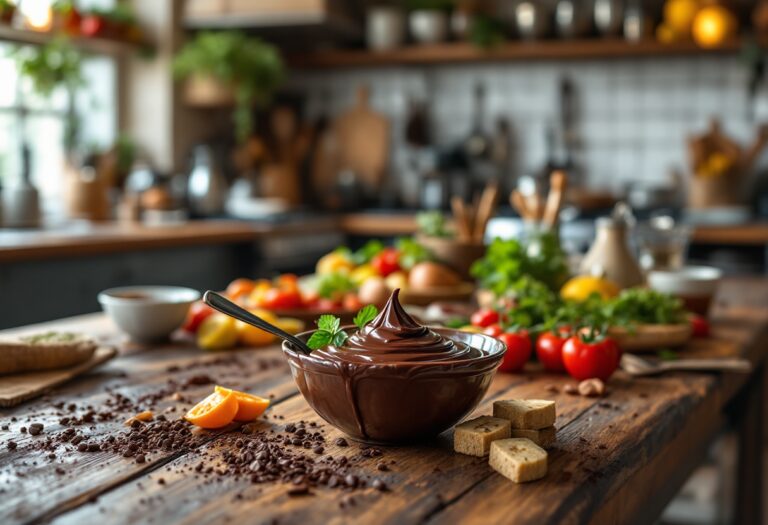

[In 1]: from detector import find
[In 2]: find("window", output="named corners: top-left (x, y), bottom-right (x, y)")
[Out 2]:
top-left (0, 0), bottom-right (118, 221)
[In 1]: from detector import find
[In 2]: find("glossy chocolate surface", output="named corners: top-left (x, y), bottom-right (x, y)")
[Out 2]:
top-left (282, 290), bottom-right (506, 443)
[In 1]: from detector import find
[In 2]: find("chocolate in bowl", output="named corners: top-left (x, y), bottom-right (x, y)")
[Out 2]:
top-left (281, 290), bottom-right (506, 444)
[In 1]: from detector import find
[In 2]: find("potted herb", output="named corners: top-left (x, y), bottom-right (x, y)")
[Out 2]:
top-left (173, 31), bottom-right (283, 143)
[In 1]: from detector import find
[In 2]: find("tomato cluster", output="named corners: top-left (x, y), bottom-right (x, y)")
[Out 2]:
top-left (468, 308), bottom-right (621, 381)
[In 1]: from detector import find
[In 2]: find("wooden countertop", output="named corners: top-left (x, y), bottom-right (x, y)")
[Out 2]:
top-left (0, 215), bottom-right (765, 263)
top-left (0, 278), bottom-right (766, 524)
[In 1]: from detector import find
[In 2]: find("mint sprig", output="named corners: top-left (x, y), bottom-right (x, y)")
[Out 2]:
top-left (306, 306), bottom-right (379, 350)
top-left (353, 305), bottom-right (378, 330)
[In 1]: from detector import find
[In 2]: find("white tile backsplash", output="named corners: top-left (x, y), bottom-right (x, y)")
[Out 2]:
top-left (289, 55), bottom-right (765, 190)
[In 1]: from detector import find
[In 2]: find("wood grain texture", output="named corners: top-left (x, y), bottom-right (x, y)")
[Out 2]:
top-left (0, 347), bottom-right (117, 407)
top-left (288, 39), bottom-right (742, 69)
top-left (0, 278), bottom-right (766, 525)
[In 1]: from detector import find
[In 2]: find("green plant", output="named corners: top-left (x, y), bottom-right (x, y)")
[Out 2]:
top-left (173, 31), bottom-right (283, 142)
top-left (471, 233), bottom-right (569, 296)
top-left (14, 38), bottom-right (83, 152)
top-left (468, 14), bottom-right (506, 49)
top-left (15, 38), bottom-right (83, 97)
top-left (416, 211), bottom-right (452, 238)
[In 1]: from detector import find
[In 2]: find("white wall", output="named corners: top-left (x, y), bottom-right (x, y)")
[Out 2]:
top-left (291, 55), bottom-right (765, 193)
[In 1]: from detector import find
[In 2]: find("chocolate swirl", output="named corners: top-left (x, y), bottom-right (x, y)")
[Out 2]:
top-left (312, 289), bottom-right (478, 365)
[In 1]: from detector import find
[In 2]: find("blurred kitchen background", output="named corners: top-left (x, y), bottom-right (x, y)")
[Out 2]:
top-left (1, 0), bottom-right (767, 326)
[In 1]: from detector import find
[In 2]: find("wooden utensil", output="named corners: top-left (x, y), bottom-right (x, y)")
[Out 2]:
top-left (333, 85), bottom-right (390, 191)
top-left (0, 346), bottom-right (117, 408)
top-left (543, 170), bottom-right (567, 228)
top-left (473, 182), bottom-right (499, 241)
top-left (621, 353), bottom-right (751, 377)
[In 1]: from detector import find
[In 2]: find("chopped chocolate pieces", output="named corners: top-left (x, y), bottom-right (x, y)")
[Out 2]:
top-left (7, 441), bottom-right (17, 450)
top-left (334, 437), bottom-right (348, 447)
top-left (28, 423), bottom-right (44, 436)
top-left (372, 478), bottom-right (387, 491)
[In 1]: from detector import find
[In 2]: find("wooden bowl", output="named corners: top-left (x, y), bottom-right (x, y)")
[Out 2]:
top-left (398, 282), bottom-right (475, 306)
top-left (416, 235), bottom-right (485, 280)
top-left (608, 323), bottom-right (692, 352)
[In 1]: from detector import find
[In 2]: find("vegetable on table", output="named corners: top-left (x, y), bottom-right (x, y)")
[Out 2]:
top-left (561, 332), bottom-right (620, 381)
top-left (497, 331), bottom-right (532, 373)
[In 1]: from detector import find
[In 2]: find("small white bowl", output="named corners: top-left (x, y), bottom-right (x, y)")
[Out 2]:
top-left (647, 266), bottom-right (722, 314)
top-left (98, 286), bottom-right (201, 343)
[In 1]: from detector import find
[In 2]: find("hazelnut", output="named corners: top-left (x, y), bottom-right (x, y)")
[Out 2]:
top-left (578, 378), bottom-right (606, 397)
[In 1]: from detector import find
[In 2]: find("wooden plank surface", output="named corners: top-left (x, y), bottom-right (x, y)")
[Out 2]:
top-left (0, 279), bottom-right (767, 525)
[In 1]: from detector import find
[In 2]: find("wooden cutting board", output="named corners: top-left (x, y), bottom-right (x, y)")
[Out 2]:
top-left (0, 346), bottom-right (117, 408)
top-left (333, 84), bottom-right (390, 190)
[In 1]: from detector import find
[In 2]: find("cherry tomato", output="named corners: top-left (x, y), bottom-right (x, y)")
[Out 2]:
top-left (226, 278), bottom-right (255, 300)
top-left (371, 247), bottom-right (401, 277)
top-left (562, 335), bottom-right (620, 381)
top-left (182, 301), bottom-right (214, 334)
top-left (536, 331), bottom-right (568, 372)
top-left (483, 324), bottom-right (503, 338)
top-left (690, 314), bottom-right (710, 338)
top-left (342, 293), bottom-right (363, 311)
top-left (314, 298), bottom-right (341, 312)
top-left (276, 274), bottom-right (300, 291)
top-left (80, 15), bottom-right (107, 37)
top-left (259, 288), bottom-right (304, 310)
top-left (497, 331), bottom-right (532, 373)
top-left (471, 308), bottom-right (500, 328)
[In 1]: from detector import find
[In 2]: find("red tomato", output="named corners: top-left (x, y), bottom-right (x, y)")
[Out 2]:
top-left (276, 274), bottom-right (299, 291)
top-left (182, 301), bottom-right (214, 333)
top-left (80, 15), bottom-right (107, 37)
top-left (471, 309), bottom-right (500, 328)
top-left (343, 293), bottom-right (363, 311)
top-left (483, 324), bottom-right (503, 338)
top-left (536, 331), bottom-right (568, 372)
top-left (314, 298), bottom-right (341, 312)
top-left (497, 331), bottom-right (532, 373)
top-left (562, 335), bottom-right (620, 381)
top-left (371, 248), bottom-right (401, 277)
top-left (690, 314), bottom-right (710, 338)
top-left (260, 288), bottom-right (304, 310)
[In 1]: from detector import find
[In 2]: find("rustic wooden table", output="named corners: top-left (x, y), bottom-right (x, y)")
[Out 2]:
top-left (1, 279), bottom-right (766, 525)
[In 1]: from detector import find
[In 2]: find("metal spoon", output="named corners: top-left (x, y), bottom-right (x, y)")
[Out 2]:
top-left (621, 353), bottom-right (751, 377)
top-left (203, 291), bottom-right (313, 356)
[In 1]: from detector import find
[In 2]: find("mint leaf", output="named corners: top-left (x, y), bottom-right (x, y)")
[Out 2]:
top-left (317, 314), bottom-right (340, 333)
top-left (307, 331), bottom-right (332, 350)
top-left (353, 305), bottom-right (379, 330)
top-left (331, 331), bottom-right (349, 347)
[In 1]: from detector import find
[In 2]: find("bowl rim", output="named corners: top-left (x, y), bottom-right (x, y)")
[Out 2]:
top-left (98, 286), bottom-right (201, 306)
top-left (647, 265), bottom-right (723, 281)
top-left (281, 326), bottom-right (506, 372)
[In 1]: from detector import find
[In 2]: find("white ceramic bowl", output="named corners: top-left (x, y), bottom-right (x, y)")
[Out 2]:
top-left (98, 286), bottom-right (200, 343)
top-left (647, 266), bottom-right (723, 314)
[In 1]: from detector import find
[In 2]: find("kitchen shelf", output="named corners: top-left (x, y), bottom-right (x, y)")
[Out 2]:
top-left (0, 25), bottom-right (145, 56)
top-left (289, 38), bottom-right (744, 69)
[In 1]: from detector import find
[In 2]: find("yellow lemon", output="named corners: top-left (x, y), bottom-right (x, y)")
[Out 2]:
top-left (350, 264), bottom-right (378, 286)
top-left (275, 317), bottom-right (305, 335)
top-left (663, 0), bottom-right (699, 37)
top-left (198, 314), bottom-right (239, 351)
top-left (560, 275), bottom-right (621, 302)
top-left (316, 252), bottom-right (355, 275)
top-left (458, 325), bottom-right (485, 334)
top-left (236, 309), bottom-right (279, 347)
top-left (692, 5), bottom-right (736, 48)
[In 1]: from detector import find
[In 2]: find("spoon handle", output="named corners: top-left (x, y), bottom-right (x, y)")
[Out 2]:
top-left (203, 291), bottom-right (313, 356)
top-left (662, 358), bottom-right (752, 373)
